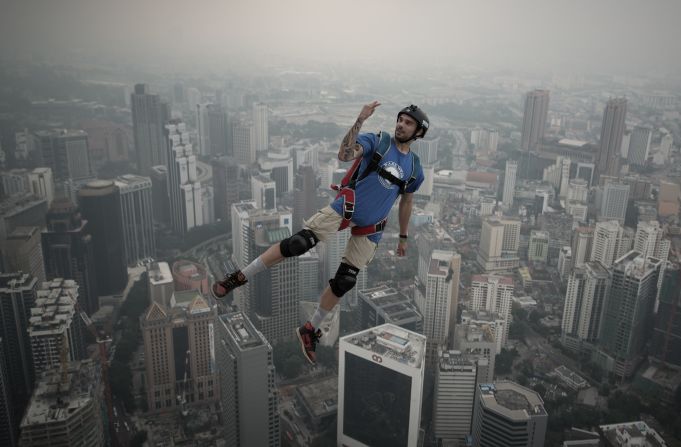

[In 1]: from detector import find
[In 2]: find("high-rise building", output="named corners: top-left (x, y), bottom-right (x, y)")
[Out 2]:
top-left (4, 226), bottom-right (45, 283)
top-left (147, 262), bottom-right (174, 308)
top-left (414, 250), bottom-right (460, 366)
top-left (165, 120), bottom-right (203, 235)
top-left (212, 157), bottom-right (240, 224)
top-left (590, 220), bottom-right (632, 268)
top-left (252, 103), bottom-right (269, 152)
top-left (453, 321), bottom-right (497, 384)
top-left (502, 160), bottom-right (517, 208)
top-left (558, 246), bottom-right (573, 280)
top-left (596, 251), bottom-right (661, 378)
top-left (216, 312), bottom-right (279, 447)
top-left (413, 137), bottom-right (440, 165)
top-left (561, 262), bottom-right (610, 352)
top-left (28, 279), bottom-right (86, 378)
top-left (358, 285), bottom-right (423, 333)
top-left (141, 295), bottom-right (219, 413)
top-left (0, 340), bottom-right (17, 447)
top-left (197, 103), bottom-right (229, 157)
top-left (651, 265), bottom-right (681, 366)
top-left (596, 98), bottom-right (627, 180)
top-left (293, 163), bottom-right (319, 232)
top-left (433, 350), bottom-right (477, 443)
top-left (599, 181), bottom-right (630, 223)
top-left (149, 165), bottom-right (170, 225)
top-left (27, 168), bottom-right (54, 208)
top-left (658, 179), bottom-right (680, 217)
top-left (258, 154), bottom-right (293, 197)
top-left (41, 199), bottom-right (99, 314)
top-left (19, 360), bottom-right (103, 447)
top-left (0, 273), bottom-right (37, 432)
top-left (634, 220), bottom-right (670, 261)
top-left (232, 121), bottom-right (255, 165)
top-left (78, 180), bottom-right (127, 298)
top-left (34, 130), bottom-right (92, 182)
top-left (477, 218), bottom-right (521, 272)
top-left (469, 275), bottom-right (513, 348)
top-left (627, 126), bottom-right (652, 166)
top-left (131, 84), bottom-right (170, 173)
top-left (470, 129), bottom-right (498, 153)
top-left (251, 174), bottom-right (276, 210)
top-left (471, 381), bottom-right (548, 447)
top-left (572, 226), bottom-right (594, 268)
top-left (520, 90), bottom-right (550, 151)
top-left (298, 250), bottom-right (321, 302)
top-left (338, 324), bottom-right (426, 447)
top-left (528, 230), bottom-right (549, 263)
top-left (115, 174), bottom-right (155, 265)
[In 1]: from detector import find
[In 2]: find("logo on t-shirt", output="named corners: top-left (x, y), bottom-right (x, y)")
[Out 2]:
top-left (378, 161), bottom-right (404, 190)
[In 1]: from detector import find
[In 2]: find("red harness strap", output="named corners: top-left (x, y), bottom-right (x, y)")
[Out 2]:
top-left (330, 185), bottom-right (387, 236)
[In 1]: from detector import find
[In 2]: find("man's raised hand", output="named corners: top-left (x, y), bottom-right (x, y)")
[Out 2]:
top-left (358, 101), bottom-right (381, 122)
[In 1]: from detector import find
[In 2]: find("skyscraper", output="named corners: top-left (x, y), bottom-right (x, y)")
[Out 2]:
top-left (232, 121), bottom-right (255, 165)
top-left (41, 199), bottom-right (99, 314)
top-left (590, 220), bottom-right (632, 268)
top-left (433, 350), bottom-right (477, 443)
top-left (469, 275), bottom-right (513, 348)
top-left (572, 227), bottom-right (594, 268)
top-left (212, 157), bottom-right (240, 224)
top-left (149, 165), bottom-right (170, 225)
top-left (596, 98), bottom-right (627, 180)
top-left (0, 273), bottom-right (37, 431)
top-left (197, 103), bottom-right (229, 157)
top-left (338, 324), bottom-right (426, 447)
top-left (293, 163), bottom-right (319, 232)
top-left (27, 167), bottom-right (54, 208)
top-left (0, 340), bottom-right (16, 447)
top-left (599, 181), bottom-right (630, 223)
top-left (147, 262), bottom-right (174, 308)
top-left (131, 84), bottom-right (170, 173)
top-left (502, 160), bottom-right (517, 208)
top-left (627, 126), bottom-right (652, 166)
top-left (165, 120), bottom-right (203, 235)
top-left (78, 180), bottom-right (127, 298)
top-left (252, 103), bottom-right (269, 152)
top-left (4, 226), bottom-right (45, 283)
top-left (650, 265), bottom-right (681, 366)
top-left (561, 262), bottom-right (610, 352)
top-left (477, 218), bottom-right (521, 272)
top-left (472, 381), bottom-right (548, 447)
top-left (596, 251), bottom-right (661, 378)
top-left (528, 230), bottom-right (549, 263)
top-left (520, 89), bottom-right (550, 151)
top-left (454, 321), bottom-right (497, 384)
top-left (34, 130), bottom-right (92, 182)
top-left (115, 174), bottom-right (155, 265)
top-left (216, 312), bottom-right (279, 447)
top-left (251, 174), bottom-right (276, 210)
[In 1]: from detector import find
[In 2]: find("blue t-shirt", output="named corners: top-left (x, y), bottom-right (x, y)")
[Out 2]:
top-left (330, 132), bottom-right (425, 243)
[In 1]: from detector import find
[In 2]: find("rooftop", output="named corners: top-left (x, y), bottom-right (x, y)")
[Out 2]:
top-left (148, 262), bottom-right (173, 285)
top-left (614, 251), bottom-right (662, 279)
top-left (472, 274), bottom-right (513, 286)
top-left (220, 312), bottom-right (267, 350)
top-left (439, 350), bottom-right (476, 372)
top-left (295, 376), bottom-right (338, 419)
top-left (29, 279), bottom-right (78, 337)
top-left (342, 323), bottom-right (426, 370)
top-left (478, 381), bottom-right (546, 421)
top-left (599, 421), bottom-right (667, 447)
top-left (359, 286), bottom-right (422, 326)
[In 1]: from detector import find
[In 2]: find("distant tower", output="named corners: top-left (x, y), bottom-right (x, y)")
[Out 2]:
top-left (599, 181), bottom-right (629, 223)
top-left (131, 84), bottom-right (170, 173)
top-left (502, 160), bottom-right (517, 208)
top-left (596, 98), bottom-right (627, 180)
top-left (252, 103), bottom-right (269, 152)
top-left (627, 126), bottom-right (652, 166)
top-left (115, 174), bottom-right (155, 265)
top-left (338, 324), bottom-right (426, 447)
top-left (520, 89), bottom-right (550, 151)
top-left (34, 130), bottom-right (92, 182)
top-left (469, 275), bottom-right (513, 348)
top-left (212, 157), bottom-right (240, 224)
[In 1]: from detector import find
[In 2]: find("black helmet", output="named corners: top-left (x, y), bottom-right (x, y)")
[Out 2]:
top-left (397, 104), bottom-right (430, 139)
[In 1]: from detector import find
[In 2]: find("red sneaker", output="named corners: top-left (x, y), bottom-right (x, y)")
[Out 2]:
top-left (211, 270), bottom-right (247, 299)
top-left (295, 322), bottom-right (322, 365)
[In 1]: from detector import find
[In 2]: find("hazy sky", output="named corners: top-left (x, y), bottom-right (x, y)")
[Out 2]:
top-left (2, 0), bottom-right (680, 75)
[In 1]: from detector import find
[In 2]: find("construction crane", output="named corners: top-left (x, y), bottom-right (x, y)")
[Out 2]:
top-left (177, 349), bottom-right (191, 417)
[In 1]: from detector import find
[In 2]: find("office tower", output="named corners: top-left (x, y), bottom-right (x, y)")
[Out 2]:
top-left (165, 120), bottom-right (203, 234)
top-left (259, 154), bottom-right (293, 197)
top-left (196, 103), bottom-right (211, 156)
top-left (203, 183), bottom-right (215, 225)
top-left (520, 89), bottom-right (550, 151)
top-left (413, 137), bottom-right (440, 165)
top-left (251, 174), bottom-right (276, 210)
top-left (19, 360), bottom-right (103, 447)
top-left (212, 157), bottom-right (240, 223)
top-left (28, 279), bottom-right (86, 377)
top-left (196, 103), bottom-right (229, 156)
top-left (634, 221), bottom-right (669, 261)
top-left (115, 174), bottom-right (155, 265)
top-left (0, 169), bottom-right (29, 197)
top-left (216, 312), bottom-right (279, 447)
top-left (651, 265), bottom-right (681, 366)
top-left (559, 157), bottom-right (571, 198)
top-left (502, 160), bottom-right (517, 208)
top-left (147, 262), bottom-right (174, 307)
top-left (454, 321), bottom-right (497, 383)
top-left (477, 217), bottom-right (521, 272)
top-left (34, 130), bottom-right (92, 181)
top-left (171, 260), bottom-right (209, 296)
top-left (148, 165), bottom-right (169, 224)
top-left (0, 273), bottom-right (37, 430)
top-left (576, 162), bottom-right (596, 187)
top-left (561, 262), bottom-right (610, 352)
top-left (232, 121), bottom-right (255, 165)
top-left (596, 98), bottom-right (627, 180)
top-left (654, 132), bottom-right (673, 165)
top-left (338, 324), bottom-right (426, 447)
top-left (470, 129), bottom-right (498, 153)
top-left (558, 246), bottom-right (573, 279)
top-left (293, 163), bottom-right (319, 232)
top-left (528, 230), bottom-right (549, 263)
top-left (590, 220), bottom-right (631, 268)
top-left (620, 130), bottom-right (631, 158)
top-left (27, 168), bottom-right (54, 207)
top-left (141, 296), bottom-right (219, 413)
top-left (231, 201), bottom-right (258, 270)
top-left (414, 250), bottom-right (460, 366)
top-left (252, 103), bottom-right (269, 152)
top-left (131, 83), bottom-right (170, 173)
top-left (658, 180), bottom-right (680, 217)
top-left (470, 275), bottom-right (513, 348)
top-left (298, 251), bottom-right (320, 302)
top-left (500, 219), bottom-right (521, 253)
top-left (572, 227), bottom-right (594, 268)
top-left (472, 382), bottom-right (548, 447)
top-left (627, 126), bottom-right (652, 166)
top-left (4, 227), bottom-right (45, 283)
top-left (568, 178), bottom-right (588, 203)
top-left (78, 180), bottom-right (127, 298)
top-left (433, 350), bottom-right (477, 443)
top-left (599, 182), bottom-right (629, 223)
top-left (461, 311), bottom-right (506, 357)
top-left (0, 340), bottom-right (17, 447)
top-left (41, 199), bottom-right (99, 314)
top-left (358, 285), bottom-right (423, 333)
top-left (596, 252), bottom-right (661, 378)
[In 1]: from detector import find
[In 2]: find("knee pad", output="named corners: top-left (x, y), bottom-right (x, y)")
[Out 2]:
top-left (280, 229), bottom-right (319, 257)
top-left (329, 262), bottom-right (360, 297)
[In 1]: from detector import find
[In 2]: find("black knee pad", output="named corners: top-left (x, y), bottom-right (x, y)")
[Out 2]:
top-left (280, 229), bottom-right (319, 257)
top-left (329, 262), bottom-right (360, 297)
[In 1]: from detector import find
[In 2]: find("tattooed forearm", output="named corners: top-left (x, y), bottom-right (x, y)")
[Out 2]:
top-left (338, 118), bottom-right (364, 161)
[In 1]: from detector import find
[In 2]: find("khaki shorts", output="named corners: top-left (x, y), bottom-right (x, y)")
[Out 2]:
top-left (303, 206), bottom-right (378, 269)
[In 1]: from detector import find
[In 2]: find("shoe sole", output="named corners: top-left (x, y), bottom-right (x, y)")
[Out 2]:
top-left (210, 284), bottom-right (227, 300)
top-left (295, 328), bottom-right (316, 365)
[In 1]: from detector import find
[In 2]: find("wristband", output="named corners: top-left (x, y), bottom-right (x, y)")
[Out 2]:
top-left (399, 234), bottom-right (408, 240)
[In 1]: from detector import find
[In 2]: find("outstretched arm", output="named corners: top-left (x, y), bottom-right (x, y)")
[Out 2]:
top-left (396, 192), bottom-right (414, 257)
top-left (338, 100), bottom-right (381, 162)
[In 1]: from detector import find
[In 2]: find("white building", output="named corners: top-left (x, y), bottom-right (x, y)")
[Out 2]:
top-left (599, 182), bottom-right (629, 223)
top-left (252, 103), bottom-right (269, 152)
top-left (147, 262), bottom-right (174, 308)
top-left (115, 174), bottom-right (155, 265)
top-left (469, 275), bottom-right (513, 349)
top-left (27, 167), bottom-right (54, 207)
top-left (502, 160), bottom-right (517, 208)
top-left (590, 221), bottom-right (632, 268)
top-left (627, 126), bottom-right (652, 166)
top-left (433, 350), bottom-right (477, 443)
top-left (338, 324), bottom-right (426, 447)
top-left (251, 174), bottom-right (276, 210)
